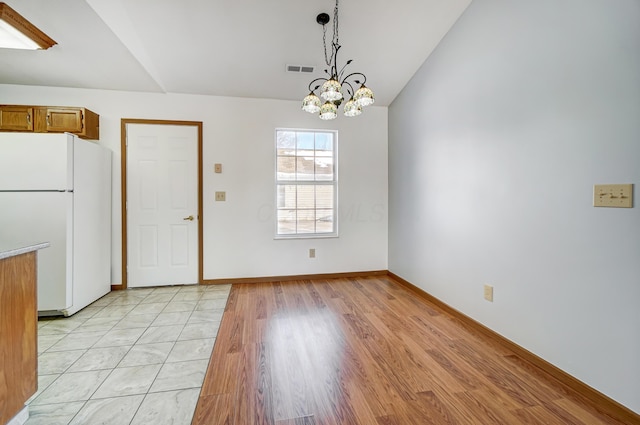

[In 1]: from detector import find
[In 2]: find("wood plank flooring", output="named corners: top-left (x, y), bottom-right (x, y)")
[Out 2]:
top-left (192, 276), bottom-right (629, 425)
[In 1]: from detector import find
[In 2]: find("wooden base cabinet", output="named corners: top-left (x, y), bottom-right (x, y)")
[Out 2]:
top-left (0, 105), bottom-right (99, 140)
top-left (0, 252), bottom-right (38, 425)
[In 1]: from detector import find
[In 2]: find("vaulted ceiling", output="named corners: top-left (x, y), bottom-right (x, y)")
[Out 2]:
top-left (0, 0), bottom-right (471, 106)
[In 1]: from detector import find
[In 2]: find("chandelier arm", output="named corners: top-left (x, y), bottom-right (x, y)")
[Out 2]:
top-left (308, 77), bottom-right (329, 92)
top-left (341, 72), bottom-right (368, 86)
top-left (330, 43), bottom-right (342, 78)
top-left (342, 80), bottom-right (355, 98)
top-left (337, 59), bottom-right (353, 81)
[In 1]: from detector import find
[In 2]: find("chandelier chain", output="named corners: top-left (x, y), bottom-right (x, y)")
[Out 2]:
top-left (322, 0), bottom-right (340, 70)
top-left (322, 23), bottom-right (330, 67)
top-left (333, 0), bottom-right (339, 47)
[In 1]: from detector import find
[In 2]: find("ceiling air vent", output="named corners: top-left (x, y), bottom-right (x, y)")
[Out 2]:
top-left (286, 64), bottom-right (315, 74)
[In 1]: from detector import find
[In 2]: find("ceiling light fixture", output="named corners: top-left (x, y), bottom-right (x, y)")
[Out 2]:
top-left (301, 0), bottom-right (374, 120)
top-left (0, 2), bottom-right (56, 50)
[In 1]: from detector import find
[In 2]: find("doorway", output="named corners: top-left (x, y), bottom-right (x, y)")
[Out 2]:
top-left (120, 119), bottom-right (203, 289)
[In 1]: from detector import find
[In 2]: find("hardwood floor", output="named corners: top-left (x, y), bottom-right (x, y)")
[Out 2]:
top-left (192, 276), bottom-right (629, 425)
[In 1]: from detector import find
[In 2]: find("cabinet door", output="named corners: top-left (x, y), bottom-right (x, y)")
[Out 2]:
top-left (45, 108), bottom-right (83, 133)
top-left (0, 106), bottom-right (34, 131)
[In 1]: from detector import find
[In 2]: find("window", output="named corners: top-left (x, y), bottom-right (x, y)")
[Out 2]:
top-left (276, 129), bottom-right (337, 237)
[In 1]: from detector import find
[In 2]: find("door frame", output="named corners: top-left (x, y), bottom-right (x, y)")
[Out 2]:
top-left (115, 119), bottom-right (203, 290)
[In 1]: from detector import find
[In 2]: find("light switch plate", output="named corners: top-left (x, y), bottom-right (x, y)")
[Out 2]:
top-left (214, 163), bottom-right (222, 173)
top-left (484, 285), bottom-right (494, 302)
top-left (593, 184), bottom-right (633, 208)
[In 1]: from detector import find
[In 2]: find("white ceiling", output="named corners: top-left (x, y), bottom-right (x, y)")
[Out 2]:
top-left (0, 0), bottom-right (471, 106)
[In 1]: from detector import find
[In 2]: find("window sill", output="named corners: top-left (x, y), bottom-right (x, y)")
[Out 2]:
top-left (274, 234), bottom-right (339, 240)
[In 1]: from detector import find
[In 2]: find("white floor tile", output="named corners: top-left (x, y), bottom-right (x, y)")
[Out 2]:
top-left (149, 360), bottom-right (208, 392)
top-left (195, 298), bottom-right (228, 310)
top-left (178, 323), bottom-right (219, 340)
top-left (67, 346), bottom-right (130, 372)
top-left (129, 302), bottom-right (168, 315)
top-left (151, 287), bottom-right (181, 295)
top-left (138, 325), bottom-right (184, 344)
top-left (73, 317), bottom-right (120, 333)
top-left (24, 401), bottom-right (85, 425)
top-left (89, 297), bottom-right (116, 308)
top-left (119, 342), bottom-right (174, 367)
top-left (187, 309), bottom-right (224, 324)
top-left (31, 370), bottom-right (111, 405)
top-left (140, 293), bottom-right (175, 304)
top-left (70, 306), bottom-right (103, 320)
top-left (93, 304), bottom-right (137, 318)
top-left (38, 349), bottom-right (86, 374)
top-left (151, 311), bottom-right (191, 327)
top-left (171, 292), bottom-right (202, 302)
top-left (69, 394), bottom-right (144, 425)
top-left (93, 328), bottom-right (145, 348)
top-left (114, 313), bottom-right (159, 329)
top-left (166, 338), bottom-right (215, 363)
top-left (46, 332), bottom-right (105, 352)
top-left (37, 320), bottom-right (82, 335)
top-left (27, 374), bottom-right (59, 404)
top-left (162, 301), bottom-right (197, 313)
top-left (92, 365), bottom-right (161, 399)
top-left (200, 289), bottom-right (232, 300)
top-left (37, 334), bottom-right (65, 353)
top-left (130, 389), bottom-right (200, 425)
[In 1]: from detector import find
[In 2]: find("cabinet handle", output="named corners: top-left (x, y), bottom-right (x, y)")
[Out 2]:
top-left (26, 113), bottom-right (31, 124)
top-left (46, 114), bottom-right (50, 126)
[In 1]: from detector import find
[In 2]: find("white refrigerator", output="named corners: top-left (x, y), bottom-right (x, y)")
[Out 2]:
top-left (0, 132), bottom-right (112, 316)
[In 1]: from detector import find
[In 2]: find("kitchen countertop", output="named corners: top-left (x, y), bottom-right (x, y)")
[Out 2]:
top-left (0, 242), bottom-right (50, 261)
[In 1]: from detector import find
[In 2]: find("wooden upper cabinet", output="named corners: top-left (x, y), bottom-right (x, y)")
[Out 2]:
top-left (0, 105), bottom-right (34, 131)
top-left (0, 105), bottom-right (99, 140)
top-left (45, 108), bottom-right (84, 133)
top-left (35, 107), bottom-right (100, 140)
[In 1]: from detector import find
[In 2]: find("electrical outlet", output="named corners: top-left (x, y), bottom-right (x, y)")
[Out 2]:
top-left (484, 285), bottom-right (494, 302)
top-left (309, 248), bottom-right (316, 258)
top-left (594, 184), bottom-right (633, 208)
top-left (215, 191), bottom-right (226, 201)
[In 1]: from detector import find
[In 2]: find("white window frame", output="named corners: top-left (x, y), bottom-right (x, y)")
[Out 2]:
top-left (275, 128), bottom-right (338, 239)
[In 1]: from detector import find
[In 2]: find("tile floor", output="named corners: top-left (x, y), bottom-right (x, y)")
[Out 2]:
top-left (26, 284), bottom-right (231, 425)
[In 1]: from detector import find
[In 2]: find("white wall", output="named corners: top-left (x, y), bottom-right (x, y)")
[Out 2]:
top-left (0, 84), bottom-right (388, 281)
top-left (388, 0), bottom-right (639, 414)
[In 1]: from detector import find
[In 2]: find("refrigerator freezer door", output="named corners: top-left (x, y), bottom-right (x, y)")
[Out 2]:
top-left (66, 137), bottom-right (112, 315)
top-left (0, 133), bottom-right (73, 191)
top-left (0, 192), bottom-right (73, 311)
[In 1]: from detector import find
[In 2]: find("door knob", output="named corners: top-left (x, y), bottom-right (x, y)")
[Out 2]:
top-left (183, 215), bottom-right (194, 221)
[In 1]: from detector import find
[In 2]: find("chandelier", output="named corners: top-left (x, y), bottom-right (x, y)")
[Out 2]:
top-left (301, 0), bottom-right (375, 120)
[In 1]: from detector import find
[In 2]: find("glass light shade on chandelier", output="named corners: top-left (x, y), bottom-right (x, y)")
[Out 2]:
top-left (302, 92), bottom-right (322, 114)
top-left (321, 79), bottom-right (343, 101)
top-left (354, 84), bottom-right (375, 107)
top-left (301, 0), bottom-right (374, 120)
top-left (319, 101), bottom-right (338, 120)
top-left (343, 98), bottom-right (362, 117)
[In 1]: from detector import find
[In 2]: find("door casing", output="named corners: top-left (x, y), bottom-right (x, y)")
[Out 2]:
top-left (117, 119), bottom-right (203, 290)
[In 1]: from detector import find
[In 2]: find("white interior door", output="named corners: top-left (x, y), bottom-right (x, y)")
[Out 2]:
top-left (126, 123), bottom-right (198, 287)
